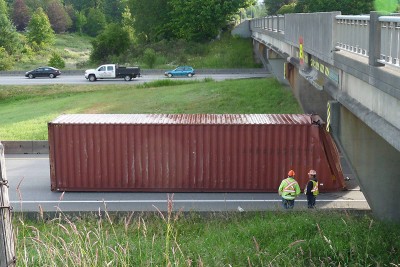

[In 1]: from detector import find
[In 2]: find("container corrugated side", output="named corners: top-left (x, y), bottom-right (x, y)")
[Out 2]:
top-left (48, 114), bottom-right (345, 192)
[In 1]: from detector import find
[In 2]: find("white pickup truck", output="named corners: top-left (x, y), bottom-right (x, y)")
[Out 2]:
top-left (84, 64), bottom-right (141, 82)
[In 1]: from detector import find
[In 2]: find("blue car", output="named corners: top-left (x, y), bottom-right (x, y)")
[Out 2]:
top-left (165, 66), bottom-right (195, 78)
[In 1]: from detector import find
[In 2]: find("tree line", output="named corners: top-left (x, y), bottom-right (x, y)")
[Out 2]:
top-left (0, 0), bottom-right (256, 68)
top-left (1, 0), bottom-right (398, 70)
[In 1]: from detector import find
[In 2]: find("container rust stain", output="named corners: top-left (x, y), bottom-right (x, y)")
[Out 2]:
top-left (48, 114), bottom-right (346, 192)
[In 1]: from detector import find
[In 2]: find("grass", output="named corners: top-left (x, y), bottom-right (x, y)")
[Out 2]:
top-left (0, 78), bottom-right (301, 140)
top-left (189, 35), bottom-right (260, 68)
top-left (14, 203), bottom-right (400, 266)
top-left (13, 33), bottom-right (93, 70)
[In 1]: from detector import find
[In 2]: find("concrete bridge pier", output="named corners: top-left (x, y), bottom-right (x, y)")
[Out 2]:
top-left (267, 56), bottom-right (400, 221)
top-left (329, 102), bottom-right (400, 221)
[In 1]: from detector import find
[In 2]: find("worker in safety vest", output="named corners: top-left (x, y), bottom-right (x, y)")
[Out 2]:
top-left (304, 169), bottom-right (319, 208)
top-left (278, 170), bottom-right (301, 209)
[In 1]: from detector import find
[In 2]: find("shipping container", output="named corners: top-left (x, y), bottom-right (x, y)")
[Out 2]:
top-left (48, 114), bottom-right (346, 192)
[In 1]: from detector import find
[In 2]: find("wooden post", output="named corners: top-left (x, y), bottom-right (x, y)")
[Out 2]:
top-left (0, 143), bottom-right (16, 267)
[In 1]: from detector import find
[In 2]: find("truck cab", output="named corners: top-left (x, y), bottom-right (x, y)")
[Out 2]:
top-left (96, 64), bottom-right (116, 79)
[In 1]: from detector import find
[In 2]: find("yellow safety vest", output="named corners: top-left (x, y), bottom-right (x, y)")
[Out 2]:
top-left (311, 180), bottom-right (319, 196)
top-left (304, 180), bottom-right (319, 196)
top-left (280, 178), bottom-right (300, 200)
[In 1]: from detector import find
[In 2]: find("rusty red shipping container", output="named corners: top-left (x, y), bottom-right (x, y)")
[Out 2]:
top-left (48, 114), bottom-right (346, 192)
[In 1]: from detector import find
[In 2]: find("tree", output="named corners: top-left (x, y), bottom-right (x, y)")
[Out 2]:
top-left (263, 0), bottom-right (292, 15)
top-left (0, 0), bottom-right (21, 54)
top-left (26, 7), bottom-right (55, 49)
top-left (65, 4), bottom-right (77, 32)
top-left (277, 2), bottom-right (295, 14)
top-left (49, 53), bottom-right (65, 68)
top-left (168, 0), bottom-right (255, 42)
top-left (128, 0), bottom-right (171, 43)
top-left (0, 47), bottom-right (14, 70)
top-left (90, 23), bottom-right (132, 62)
top-left (294, 0), bottom-right (374, 15)
top-left (24, 0), bottom-right (43, 12)
top-left (46, 0), bottom-right (72, 33)
top-left (63, 0), bottom-right (98, 11)
top-left (84, 7), bottom-right (106, 36)
top-left (142, 48), bottom-right (156, 68)
top-left (121, 5), bottom-right (135, 41)
top-left (75, 10), bottom-right (87, 34)
top-left (103, 0), bottom-right (124, 23)
top-left (12, 0), bottom-right (30, 31)
top-left (374, 0), bottom-right (397, 13)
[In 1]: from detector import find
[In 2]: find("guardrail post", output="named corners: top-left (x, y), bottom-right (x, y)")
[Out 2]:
top-left (0, 143), bottom-right (16, 267)
top-left (369, 11), bottom-right (384, 66)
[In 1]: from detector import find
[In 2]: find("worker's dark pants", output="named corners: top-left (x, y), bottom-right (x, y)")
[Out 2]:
top-left (282, 198), bottom-right (295, 209)
top-left (307, 194), bottom-right (316, 208)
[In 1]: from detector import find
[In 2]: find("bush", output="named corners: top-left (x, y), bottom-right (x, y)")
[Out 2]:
top-left (0, 47), bottom-right (14, 70)
top-left (48, 53), bottom-right (65, 69)
top-left (142, 48), bottom-right (157, 68)
top-left (90, 23), bottom-right (132, 63)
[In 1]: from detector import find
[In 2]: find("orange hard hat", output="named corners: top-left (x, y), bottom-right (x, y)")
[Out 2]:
top-left (288, 170), bottom-right (295, 177)
top-left (308, 169), bottom-right (317, 175)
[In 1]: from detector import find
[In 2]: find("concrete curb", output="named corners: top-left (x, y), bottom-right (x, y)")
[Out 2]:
top-left (2, 141), bottom-right (48, 154)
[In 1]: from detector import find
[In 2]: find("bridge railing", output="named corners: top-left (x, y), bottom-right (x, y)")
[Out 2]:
top-left (251, 15), bottom-right (285, 33)
top-left (379, 16), bottom-right (400, 67)
top-left (335, 15), bottom-right (370, 57)
top-left (250, 12), bottom-right (400, 69)
top-left (335, 14), bottom-right (400, 68)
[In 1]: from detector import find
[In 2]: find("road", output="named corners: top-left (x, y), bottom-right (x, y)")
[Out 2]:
top-left (0, 73), bottom-right (271, 85)
top-left (4, 154), bottom-right (370, 213)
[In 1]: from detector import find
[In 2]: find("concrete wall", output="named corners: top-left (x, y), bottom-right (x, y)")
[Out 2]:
top-left (2, 141), bottom-right (48, 154)
top-left (284, 12), bottom-right (340, 65)
top-left (337, 106), bottom-right (400, 221)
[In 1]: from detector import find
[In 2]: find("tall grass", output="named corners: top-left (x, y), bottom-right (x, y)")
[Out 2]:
top-left (14, 206), bottom-right (400, 266)
top-left (0, 78), bottom-right (302, 140)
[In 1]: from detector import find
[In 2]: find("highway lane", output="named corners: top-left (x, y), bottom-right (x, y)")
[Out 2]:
top-left (0, 73), bottom-right (271, 85)
top-left (4, 154), bottom-right (370, 213)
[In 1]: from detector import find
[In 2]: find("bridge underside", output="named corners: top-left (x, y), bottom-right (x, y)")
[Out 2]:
top-left (254, 41), bottom-right (400, 221)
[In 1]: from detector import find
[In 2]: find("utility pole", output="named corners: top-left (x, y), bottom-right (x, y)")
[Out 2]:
top-left (0, 142), bottom-right (15, 267)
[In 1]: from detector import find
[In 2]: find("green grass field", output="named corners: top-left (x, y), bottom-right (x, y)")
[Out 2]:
top-left (14, 209), bottom-right (400, 266)
top-left (0, 78), bottom-right (301, 140)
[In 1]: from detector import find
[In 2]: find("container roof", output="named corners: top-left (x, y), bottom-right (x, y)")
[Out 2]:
top-left (49, 114), bottom-right (321, 125)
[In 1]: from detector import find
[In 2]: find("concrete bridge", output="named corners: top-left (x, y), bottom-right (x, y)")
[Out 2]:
top-left (234, 12), bottom-right (400, 221)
